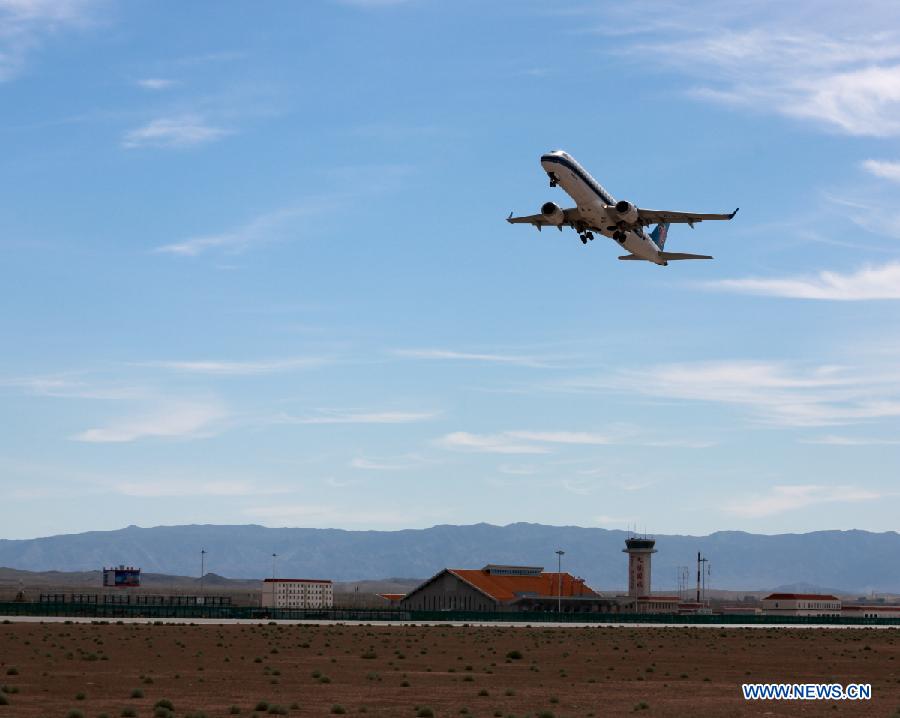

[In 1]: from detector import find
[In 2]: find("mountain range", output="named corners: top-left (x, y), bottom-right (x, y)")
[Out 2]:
top-left (1, 523), bottom-right (897, 593)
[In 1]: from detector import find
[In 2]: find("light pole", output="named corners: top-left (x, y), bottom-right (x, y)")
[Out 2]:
top-left (200, 549), bottom-right (206, 595)
top-left (555, 549), bottom-right (565, 613)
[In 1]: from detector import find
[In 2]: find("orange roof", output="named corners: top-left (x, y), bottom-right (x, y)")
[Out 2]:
top-left (450, 569), bottom-right (597, 602)
top-left (377, 593), bottom-right (406, 601)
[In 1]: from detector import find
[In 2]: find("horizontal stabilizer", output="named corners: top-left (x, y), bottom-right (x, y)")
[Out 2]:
top-left (618, 254), bottom-right (648, 261)
top-left (658, 252), bottom-right (713, 261)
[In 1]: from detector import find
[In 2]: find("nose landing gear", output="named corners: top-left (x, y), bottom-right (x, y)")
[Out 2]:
top-left (547, 172), bottom-right (559, 188)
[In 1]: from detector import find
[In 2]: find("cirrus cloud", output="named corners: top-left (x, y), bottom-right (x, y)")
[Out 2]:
top-left (708, 262), bottom-right (900, 300)
top-left (122, 114), bottom-right (230, 149)
top-left (724, 484), bottom-right (885, 518)
top-left (72, 399), bottom-right (228, 443)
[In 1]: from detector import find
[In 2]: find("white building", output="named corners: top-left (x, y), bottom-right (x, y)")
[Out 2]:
top-left (761, 593), bottom-right (841, 616)
top-left (842, 605), bottom-right (900, 619)
top-left (261, 578), bottom-right (333, 609)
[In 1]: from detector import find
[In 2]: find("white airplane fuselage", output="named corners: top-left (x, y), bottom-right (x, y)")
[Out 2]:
top-left (540, 150), bottom-right (664, 264)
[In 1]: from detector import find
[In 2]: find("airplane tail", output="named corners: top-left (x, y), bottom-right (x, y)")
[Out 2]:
top-left (650, 222), bottom-right (670, 250)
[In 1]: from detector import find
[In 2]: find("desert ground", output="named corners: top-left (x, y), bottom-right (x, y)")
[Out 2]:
top-left (0, 621), bottom-right (897, 718)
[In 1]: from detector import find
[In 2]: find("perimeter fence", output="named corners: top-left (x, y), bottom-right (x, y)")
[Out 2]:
top-left (2, 602), bottom-right (900, 626)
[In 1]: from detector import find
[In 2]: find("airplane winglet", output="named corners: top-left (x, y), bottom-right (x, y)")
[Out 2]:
top-left (729, 207), bottom-right (740, 219)
top-left (507, 212), bottom-right (513, 223)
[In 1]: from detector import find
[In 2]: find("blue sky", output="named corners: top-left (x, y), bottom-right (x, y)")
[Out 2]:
top-left (3, 0), bottom-right (900, 540)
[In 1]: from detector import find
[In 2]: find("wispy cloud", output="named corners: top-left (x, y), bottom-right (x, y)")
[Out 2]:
top-left (436, 432), bottom-right (551, 455)
top-left (708, 262), bottom-right (900, 300)
top-left (113, 479), bottom-right (288, 498)
top-left (724, 484), bottom-right (885, 518)
top-left (438, 428), bottom-right (708, 454)
top-left (504, 430), bottom-right (613, 446)
top-left (801, 434), bottom-right (900, 446)
top-left (137, 357), bottom-right (326, 375)
top-left (559, 478), bottom-right (596, 496)
top-left (617, 3), bottom-right (900, 137)
top-left (3, 375), bottom-right (146, 400)
top-left (71, 399), bottom-right (228, 443)
top-left (136, 77), bottom-right (176, 90)
top-left (394, 348), bottom-right (561, 368)
top-left (498, 464), bottom-right (539, 475)
top-left (122, 114), bottom-right (230, 149)
top-left (436, 429), bottom-right (612, 454)
top-left (281, 409), bottom-right (438, 425)
top-left (0, 0), bottom-right (97, 82)
top-left (862, 159), bottom-right (900, 183)
top-left (349, 457), bottom-right (420, 470)
top-left (155, 204), bottom-right (323, 256)
top-left (243, 503), bottom-right (417, 526)
top-left (571, 360), bottom-right (900, 427)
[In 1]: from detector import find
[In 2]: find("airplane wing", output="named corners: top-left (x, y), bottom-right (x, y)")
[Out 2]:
top-left (619, 252), bottom-right (713, 261)
top-left (636, 207), bottom-right (739, 227)
top-left (507, 208), bottom-right (579, 230)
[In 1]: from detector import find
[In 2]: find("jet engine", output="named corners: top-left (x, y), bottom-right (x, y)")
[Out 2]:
top-left (614, 200), bottom-right (639, 224)
top-left (541, 201), bottom-right (565, 225)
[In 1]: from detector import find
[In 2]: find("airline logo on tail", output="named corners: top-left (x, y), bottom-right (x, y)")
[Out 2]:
top-left (650, 222), bottom-right (670, 250)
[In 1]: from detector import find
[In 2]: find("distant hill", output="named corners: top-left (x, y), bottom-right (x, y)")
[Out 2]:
top-left (1, 523), bottom-right (898, 593)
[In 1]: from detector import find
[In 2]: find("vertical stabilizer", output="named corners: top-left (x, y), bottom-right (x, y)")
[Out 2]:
top-left (650, 222), bottom-right (670, 250)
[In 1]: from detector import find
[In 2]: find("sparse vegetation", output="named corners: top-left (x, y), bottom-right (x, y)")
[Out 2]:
top-left (1, 620), bottom-right (896, 717)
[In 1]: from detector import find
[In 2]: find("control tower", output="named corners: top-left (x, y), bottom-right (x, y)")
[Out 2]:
top-left (623, 536), bottom-right (657, 597)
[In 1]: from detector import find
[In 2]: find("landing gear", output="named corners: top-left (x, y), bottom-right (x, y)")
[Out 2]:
top-left (547, 172), bottom-right (559, 188)
top-left (579, 231), bottom-right (594, 245)
top-left (580, 236), bottom-right (587, 244)
top-left (613, 231), bottom-right (626, 244)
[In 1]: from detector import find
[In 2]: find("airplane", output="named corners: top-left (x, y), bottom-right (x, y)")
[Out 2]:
top-left (507, 150), bottom-right (738, 266)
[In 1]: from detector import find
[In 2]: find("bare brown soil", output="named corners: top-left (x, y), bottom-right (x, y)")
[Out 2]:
top-left (0, 622), bottom-right (897, 717)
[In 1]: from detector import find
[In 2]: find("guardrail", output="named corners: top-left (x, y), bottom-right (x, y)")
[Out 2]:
top-left (1, 602), bottom-right (900, 625)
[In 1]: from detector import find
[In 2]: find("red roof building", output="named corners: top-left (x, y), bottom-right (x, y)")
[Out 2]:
top-left (400, 565), bottom-right (602, 612)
